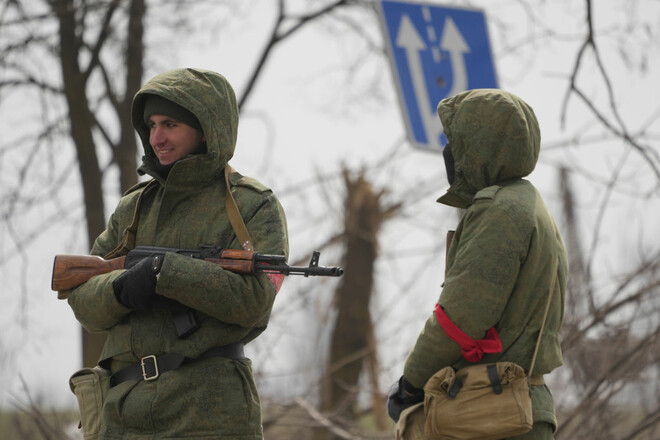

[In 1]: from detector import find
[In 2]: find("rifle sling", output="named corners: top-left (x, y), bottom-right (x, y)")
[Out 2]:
top-left (104, 165), bottom-right (253, 258)
top-left (224, 165), bottom-right (254, 252)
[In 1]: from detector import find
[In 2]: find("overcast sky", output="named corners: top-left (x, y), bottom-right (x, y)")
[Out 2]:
top-left (1, 0), bottom-right (659, 410)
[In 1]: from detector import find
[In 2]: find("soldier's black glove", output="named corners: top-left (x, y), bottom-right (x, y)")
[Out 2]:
top-left (113, 256), bottom-right (162, 311)
top-left (387, 376), bottom-right (424, 422)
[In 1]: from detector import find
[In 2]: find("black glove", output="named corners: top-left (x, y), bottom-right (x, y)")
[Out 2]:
top-left (112, 256), bottom-right (162, 311)
top-left (387, 376), bottom-right (425, 422)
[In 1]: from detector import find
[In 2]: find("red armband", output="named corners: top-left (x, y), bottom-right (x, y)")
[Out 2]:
top-left (266, 273), bottom-right (284, 295)
top-left (434, 304), bottom-right (502, 363)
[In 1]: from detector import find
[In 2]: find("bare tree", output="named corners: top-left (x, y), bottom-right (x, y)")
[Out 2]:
top-left (550, 2), bottom-right (660, 437)
top-left (557, 166), bottom-right (660, 440)
top-left (317, 168), bottom-right (400, 438)
top-left (1, 1), bottom-right (659, 439)
top-left (1, 0), bottom-right (146, 366)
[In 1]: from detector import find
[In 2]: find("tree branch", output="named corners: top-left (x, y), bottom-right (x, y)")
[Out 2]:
top-left (238, 0), bottom-right (350, 110)
top-left (560, 0), bottom-right (660, 188)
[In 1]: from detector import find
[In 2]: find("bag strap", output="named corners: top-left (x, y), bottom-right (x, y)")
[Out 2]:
top-left (224, 165), bottom-right (254, 252)
top-left (528, 257), bottom-right (560, 378)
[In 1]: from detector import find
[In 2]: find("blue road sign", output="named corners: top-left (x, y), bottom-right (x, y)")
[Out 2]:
top-left (377, 1), bottom-right (498, 152)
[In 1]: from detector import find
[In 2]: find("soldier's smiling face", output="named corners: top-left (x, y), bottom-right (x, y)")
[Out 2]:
top-left (148, 115), bottom-right (205, 165)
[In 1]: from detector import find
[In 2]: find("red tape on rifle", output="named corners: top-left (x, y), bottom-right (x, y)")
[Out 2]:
top-left (434, 304), bottom-right (502, 363)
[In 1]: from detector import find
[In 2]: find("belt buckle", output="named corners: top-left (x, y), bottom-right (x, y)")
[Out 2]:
top-left (141, 355), bottom-right (159, 381)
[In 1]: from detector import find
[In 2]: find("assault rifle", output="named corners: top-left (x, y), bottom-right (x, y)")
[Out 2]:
top-left (52, 246), bottom-right (343, 293)
top-left (52, 246), bottom-right (343, 338)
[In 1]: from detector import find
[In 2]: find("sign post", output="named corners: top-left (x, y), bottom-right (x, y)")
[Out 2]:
top-left (377, 1), bottom-right (498, 151)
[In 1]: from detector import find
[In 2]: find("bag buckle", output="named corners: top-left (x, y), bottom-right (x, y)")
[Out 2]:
top-left (448, 377), bottom-right (463, 399)
top-left (487, 364), bottom-right (503, 394)
top-left (141, 355), bottom-right (159, 381)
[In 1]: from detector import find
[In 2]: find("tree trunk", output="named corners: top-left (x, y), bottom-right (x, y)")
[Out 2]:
top-left (318, 169), bottom-right (393, 437)
top-left (54, 0), bottom-right (107, 367)
top-left (117, 0), bottom-right (145, 193)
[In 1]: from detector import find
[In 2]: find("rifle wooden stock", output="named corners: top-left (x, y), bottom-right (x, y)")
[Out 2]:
top-left (52, 254), bottom-right (127, 293)
top-left (51, 249), bottom-right (257, 294)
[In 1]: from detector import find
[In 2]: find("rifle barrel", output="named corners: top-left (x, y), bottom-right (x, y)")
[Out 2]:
top-left (258, 264), bottom-right (343, 277)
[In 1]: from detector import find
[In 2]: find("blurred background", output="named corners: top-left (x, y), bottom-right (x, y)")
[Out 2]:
top-left (1, 0), bottom-right (659, 438)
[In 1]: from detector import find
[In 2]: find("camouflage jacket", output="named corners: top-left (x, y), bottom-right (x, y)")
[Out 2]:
top-left (68, 69), bottom-right (289, 439)
top-left (403, 89), bottom-right (568, 430)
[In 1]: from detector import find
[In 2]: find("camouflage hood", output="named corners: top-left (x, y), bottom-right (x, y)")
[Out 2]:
top-left (131, 68), bottom-right (239, 180)
top-left (437, 89), bottom-right (540, 208)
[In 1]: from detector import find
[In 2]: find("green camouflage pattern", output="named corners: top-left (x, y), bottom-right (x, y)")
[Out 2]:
top-left (403, 89), bottom-right (567, 430)
top-left (67, 68), bottom-right (289, 439)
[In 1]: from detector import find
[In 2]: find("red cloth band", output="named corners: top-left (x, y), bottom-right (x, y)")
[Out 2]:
top-left (266, 273), bottom-right (284, 295)
top-left (434, 304), bottom-right (502, 363)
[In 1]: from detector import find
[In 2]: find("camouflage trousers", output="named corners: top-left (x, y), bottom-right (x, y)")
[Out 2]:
top-left (394, 403), bottom-right (554, 440)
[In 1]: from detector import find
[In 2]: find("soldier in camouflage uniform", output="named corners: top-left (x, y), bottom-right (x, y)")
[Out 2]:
top-left (387, 89), bottom-right (567, 440)
top-left (67, 68), bottom-right (289, 439)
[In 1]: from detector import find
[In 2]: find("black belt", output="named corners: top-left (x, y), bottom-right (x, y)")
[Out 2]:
top-left (110, 343), bottom-right (245, 387)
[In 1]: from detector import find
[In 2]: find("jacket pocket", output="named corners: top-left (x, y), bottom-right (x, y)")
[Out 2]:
top-left (69, 367), bottom-right (111, 439)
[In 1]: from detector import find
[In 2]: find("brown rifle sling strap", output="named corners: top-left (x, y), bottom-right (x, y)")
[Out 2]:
top-left (224, 165), bottom-right (254, 252)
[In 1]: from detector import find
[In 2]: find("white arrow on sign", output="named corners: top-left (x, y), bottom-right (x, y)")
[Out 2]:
top-left (440, 17), bottom-right (470, 98)
top-left (395, 14), bottom-right (443, 150)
